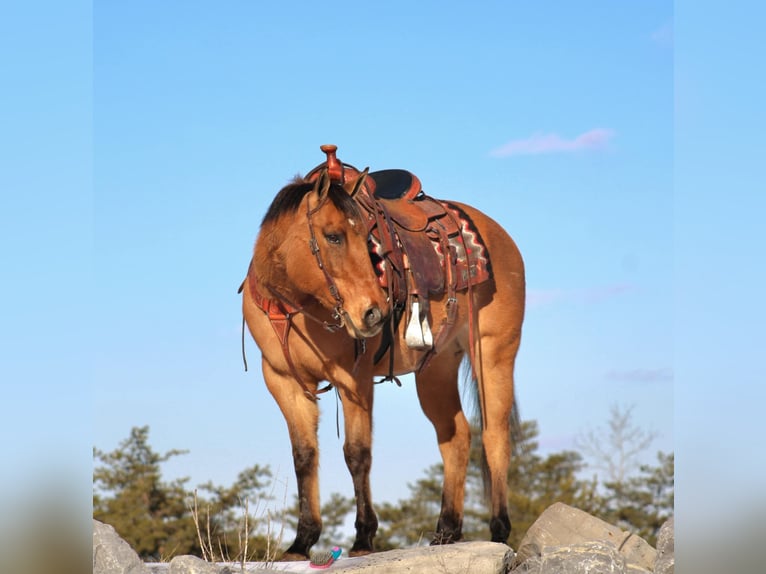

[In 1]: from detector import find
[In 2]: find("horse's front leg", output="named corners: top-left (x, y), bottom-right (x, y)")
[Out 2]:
top-left (338, 376), bottom-right (377, 556)
top-left (262, 360), bottom-right (322, 559)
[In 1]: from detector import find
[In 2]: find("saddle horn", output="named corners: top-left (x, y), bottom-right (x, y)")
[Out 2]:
top-left (320, 144), bottom-right (344, 183)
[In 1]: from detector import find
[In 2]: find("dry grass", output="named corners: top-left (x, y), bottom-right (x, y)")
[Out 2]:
top-left (188, 478), bottom-right (288, 571)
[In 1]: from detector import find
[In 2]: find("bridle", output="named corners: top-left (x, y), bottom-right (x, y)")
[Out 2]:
top-left (243, 155), bottom-right (373, 402)
top-left (305, 190), bottom-right (346, 331)
top-left (244, 186), bottom-right (366, 404)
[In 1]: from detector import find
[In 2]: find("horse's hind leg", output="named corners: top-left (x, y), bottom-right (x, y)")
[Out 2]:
top-left (261, 360), bottom-right (322, 559)
top-left (475, 329), bottom-right (522, 544)
top-left (414, 347), bottom-right (470, 544)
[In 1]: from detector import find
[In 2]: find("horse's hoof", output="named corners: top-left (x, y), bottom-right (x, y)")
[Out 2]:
top-left (278, 551), bottom-right (309, 562)
top-left (349, 548), bottom-right (374, 557)
top-left (430, 533), bottom-right (460, 545)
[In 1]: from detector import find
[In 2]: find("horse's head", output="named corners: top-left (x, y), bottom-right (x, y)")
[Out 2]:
top-left (255, 169), bottom-right (388, 338)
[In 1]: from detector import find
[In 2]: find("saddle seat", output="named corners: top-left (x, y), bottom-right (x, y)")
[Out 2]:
top-left (368, 169), bottom-right (421, 201)
top-left (374, 195), bottom-right (459, 295)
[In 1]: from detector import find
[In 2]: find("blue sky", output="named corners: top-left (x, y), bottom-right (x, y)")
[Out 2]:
top-left (89, 0), bottom-right (673, 506)
top-left (4, 1), bottom-right (765, 551)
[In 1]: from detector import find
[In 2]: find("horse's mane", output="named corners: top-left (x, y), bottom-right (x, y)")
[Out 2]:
top-left (261, 175), bottom-right (362, 227)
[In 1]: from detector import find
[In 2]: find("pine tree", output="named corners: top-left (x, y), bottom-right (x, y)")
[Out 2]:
top-left (601, 451), bottom-right (674, 546)
top-left (374, 464), bottom-right (445, 549)
top-left (194, 464), bottom-right (279, 561)
top-left (93, 426), bottom-right (197, 560)
top-left (316, 492), bottom-right (355, 549)
top-left (374, 420), bottom-right (600, 550)
top-left (575, 404), bottom-right (674, 546)
top-left (93, 426), bottom-right (281, 561)
top-left (502, 420), bottom-right (601, 548)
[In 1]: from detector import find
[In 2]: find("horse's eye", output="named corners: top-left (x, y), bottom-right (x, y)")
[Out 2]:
top-left (325, 233), bottom-right (342, 245)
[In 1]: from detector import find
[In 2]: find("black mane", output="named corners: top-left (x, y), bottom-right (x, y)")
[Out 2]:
top-left (261, 176), bottom-right (361, 227)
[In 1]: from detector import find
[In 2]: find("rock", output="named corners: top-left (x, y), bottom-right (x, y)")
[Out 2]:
top-left (513, 541), bottom-right (628, 573)
top-left (654, 517), bottom-right (674, 574)
top-left (93, 519), bottom-right (150, 574)
top-left (512, 541), bottom-right (655, 574)
top-left (511, 503), bottom-right (656, 573)
top-left (325, 541), bottom-right (513, 573)
top-left (97, 506), bottom-right (672, 574)
top-left (144, 541), bottom-right (512, 573)
top-left (167, 555), bottom-right (233, 574)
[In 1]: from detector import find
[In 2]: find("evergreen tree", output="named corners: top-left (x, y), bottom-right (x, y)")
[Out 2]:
top-left (316, 492), bottom-right (355, 549)
top-left (375, 464), bottom-right (445, 550)
top-left (93, 426), bottom-right (197, 560)
top-left (194, 464), bottom-right (279, 561)
top-left (374, 420), bottom-right (600, 550)
top-left (94, 415), bottom-right (674, 559)
top-left (575, 404), bottom-right (674, 546)
top-left (93, 426), bottom-right (281, 561)
top-left (503, 420), bottom-right (601, 548)
top-left (601, 451), bottom-right (674, 546)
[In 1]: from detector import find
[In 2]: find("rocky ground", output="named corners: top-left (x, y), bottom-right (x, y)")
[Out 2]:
top-left (93, 502), bottom-right (674, 574)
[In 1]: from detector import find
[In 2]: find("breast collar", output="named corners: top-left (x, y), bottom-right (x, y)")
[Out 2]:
top-left (245, 276), bottom-right (334, 401)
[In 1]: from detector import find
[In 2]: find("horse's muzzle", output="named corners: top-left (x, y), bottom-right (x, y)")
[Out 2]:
top-left (345, 304), bottom-right (386, 339)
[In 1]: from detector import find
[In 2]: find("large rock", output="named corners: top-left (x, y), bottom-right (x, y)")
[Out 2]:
top-left (513, 541), bottom-right (628, 574)
top-left (93, 519), bottom-right (150, 574)
top-left (654, 517), bottom-right (674, 574)
top-left (325, 541), bottom-right (513, 573)
top-left (166, 555), bottom-right (233, 574)
top-left (147, 541), bottom-right (512, 574)
top-left (511, 503), bottom-right (656, 573)
top-left (98, 507), bottom-right (671, 574)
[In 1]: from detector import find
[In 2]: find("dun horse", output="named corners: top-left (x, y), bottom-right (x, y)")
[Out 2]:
top-left (240, 145), bottom-right (525, 558)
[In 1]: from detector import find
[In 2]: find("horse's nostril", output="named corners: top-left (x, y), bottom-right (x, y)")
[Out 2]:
top-left (364, 306), bottom-right (383, 329)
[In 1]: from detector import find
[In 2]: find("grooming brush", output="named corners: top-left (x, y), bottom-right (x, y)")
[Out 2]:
top-left (309, 546), bottom-right (342, 569)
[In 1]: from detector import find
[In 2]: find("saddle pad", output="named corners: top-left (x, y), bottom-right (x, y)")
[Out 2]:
top-left (368, 198), bottom-right (493, 296)
top-left (441, 201), bottom-right (493, 290)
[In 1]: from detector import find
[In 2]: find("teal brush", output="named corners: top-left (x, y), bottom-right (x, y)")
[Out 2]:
top-left (309, 546), bottom-right (342, 569)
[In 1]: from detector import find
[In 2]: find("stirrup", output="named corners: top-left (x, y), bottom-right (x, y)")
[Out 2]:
top-left (405, 297), bottom-right (433, 350)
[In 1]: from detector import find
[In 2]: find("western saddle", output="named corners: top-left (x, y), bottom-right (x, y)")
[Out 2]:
top-left (305, 145), bottom-right (492, 377)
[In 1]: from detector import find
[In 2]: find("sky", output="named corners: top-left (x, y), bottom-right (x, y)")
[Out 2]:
top-left (89, 0), bottom-right (674, 507)
top-left (2, 1), bottom-right (766, 560)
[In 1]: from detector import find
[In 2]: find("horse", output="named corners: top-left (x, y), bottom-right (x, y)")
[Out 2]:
top-left (240, 145), bottom-right (525, 559)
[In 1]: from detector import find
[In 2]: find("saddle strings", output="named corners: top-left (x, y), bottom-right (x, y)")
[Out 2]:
top-left (241, 315), bottom-right (248, 372)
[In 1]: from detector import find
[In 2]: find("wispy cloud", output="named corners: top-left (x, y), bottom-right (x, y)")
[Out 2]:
top-left (606, 368), bottom-right (674, 383)
top-left (490, 128), bottom-right (615, 157)
top-left (527, 283), bottom-right (635, 308)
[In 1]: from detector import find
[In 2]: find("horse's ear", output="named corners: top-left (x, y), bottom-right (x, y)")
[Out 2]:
top-left (314, 168), bottom-right (332, 201)
top-left (345, 167), bottom-right (369, 198)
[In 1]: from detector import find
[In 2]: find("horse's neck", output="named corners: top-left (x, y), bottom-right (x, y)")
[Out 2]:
top-left (254, 222), bottom-right (313, 307)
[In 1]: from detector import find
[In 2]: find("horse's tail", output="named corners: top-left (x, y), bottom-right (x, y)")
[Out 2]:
top-left (463, 359), bottom-right (523, 503)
